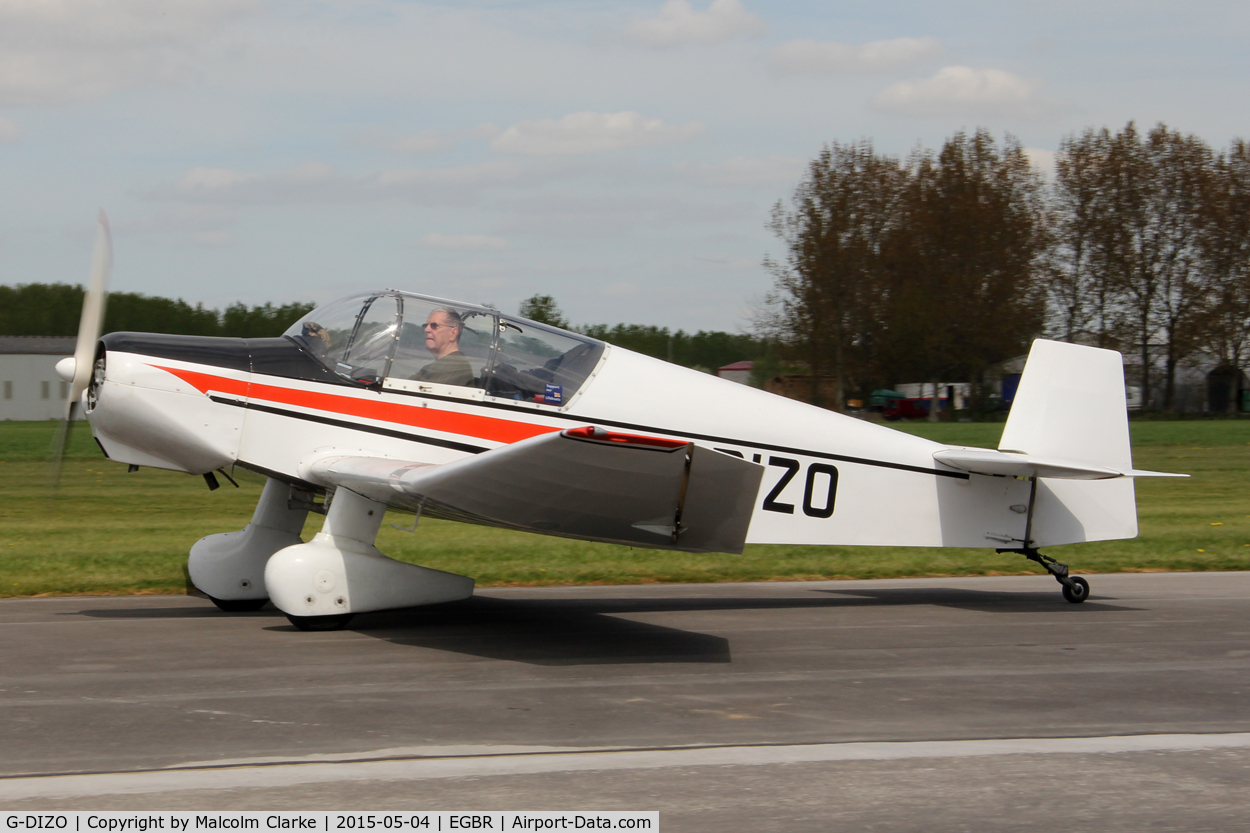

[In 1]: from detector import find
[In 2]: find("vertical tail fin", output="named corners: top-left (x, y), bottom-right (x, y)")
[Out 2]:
top-left (1001, 340), bottom-right (1137, 546)
top-left (1000, 340), bottom-right (1133, 471)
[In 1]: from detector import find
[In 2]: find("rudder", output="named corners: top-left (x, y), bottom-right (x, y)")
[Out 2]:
top-left (1001, 340), bottom-right (1137, 546)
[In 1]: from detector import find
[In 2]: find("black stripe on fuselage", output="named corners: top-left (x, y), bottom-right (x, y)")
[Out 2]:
top-left (209, 396), bottom-right (491, 455)
top-left (379, 386), bottom-right (968, 480)
top-left (219, 380), bottom-right (968, 481)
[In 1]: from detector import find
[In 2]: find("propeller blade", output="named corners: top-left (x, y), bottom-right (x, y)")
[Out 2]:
top-left (70, 210), bottom-right (112, 405)
top-left (48, 403), bottom-right (76, 495)
top-left (50, 211), bottom-right (112, 495)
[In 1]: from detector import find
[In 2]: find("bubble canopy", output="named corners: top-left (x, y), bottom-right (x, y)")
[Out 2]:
top-left (284, 290), bottom-right (605, 407)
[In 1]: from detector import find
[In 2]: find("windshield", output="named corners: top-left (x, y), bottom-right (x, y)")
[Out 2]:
top-left (284, 292), bottom-right (372, 367)
top-left (284, 292), bottom-right (394, 385)
top-left (485, 317), bottom-right (604, 406)
top-left (285, 290), bottom-right (604, 403)
top-left (340, 294), bottom-right (399, 383)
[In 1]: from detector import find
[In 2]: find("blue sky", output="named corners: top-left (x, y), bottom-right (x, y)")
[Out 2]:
top-left (1, 0), bottom-right (1246, 331)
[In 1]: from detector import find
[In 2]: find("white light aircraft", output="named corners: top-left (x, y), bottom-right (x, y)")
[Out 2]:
top-left (53, 215), bottom-right (1183, 630)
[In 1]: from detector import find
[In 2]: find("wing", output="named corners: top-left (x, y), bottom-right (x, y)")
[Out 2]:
top-left (300, 427), bottom-right (765, 554)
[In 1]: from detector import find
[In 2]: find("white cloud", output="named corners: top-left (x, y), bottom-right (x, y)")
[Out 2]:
top-left (0, 0), bottom-right (257, 105)
top-left (111, 205), bottom-right (237, 246)
top-left (419, 233), bottom-right (509, 250)
top-left (355, 124), bottom-right (500, 155)
top-left (176, 166), bottom-right (255, 191)
top-left (361, 129), bottom-right (452, 155)
top-left (691, 252), bottom-right (758, 269)
top-left (490, 111), bottom-right (704, 156)
top-left (490, 190), bottom-right (734, 238)
top-left (152, 160), bottom-right (529, 206)
top-left (769, 37), bottom-right (940, 74)
top-left (115, 204), bottom-right (233, 233)
top-left (0, 117), bottom-right (21, 143)
top-left (873, 66), bottom-right (1050, 117)
top-left (0, 0), bottom-right (256, 47)
top-left (678, 155), bottom-right (805, 186)
top-left (625, 0), bottom-right (765, 47)
top-left (374, 161), bottom-right (526, 189)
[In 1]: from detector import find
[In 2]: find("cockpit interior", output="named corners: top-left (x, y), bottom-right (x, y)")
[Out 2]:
top-left (284, 291), bottom-right (606, 407)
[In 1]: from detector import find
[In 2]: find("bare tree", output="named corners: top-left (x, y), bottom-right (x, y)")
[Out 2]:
top-left (884, 131), bottom-right (1048, 418)
top-left (1050, 128), bottom-right (1120, 346)
top-left (1092, 124), bottom-right (1214, 411)
top-left (765, 140), bottom-right (905, 408)
top-left (1198, 139), bottom-right (1250, 411)
top-left (1150, 127), bottom-right (1214, 410)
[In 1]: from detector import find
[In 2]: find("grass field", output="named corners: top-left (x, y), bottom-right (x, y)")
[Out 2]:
top-left (1, 418), bottom-right (1248, 597)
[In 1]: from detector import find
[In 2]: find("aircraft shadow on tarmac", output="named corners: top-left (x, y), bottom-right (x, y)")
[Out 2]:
top-left (67, 598), bottom-right (731, 666)
top-left (69, 585), bottom-right (1135, 665)
top-left (330, 588), bottom-right (1136, 663)
top-left (310, 596), bottom-right (733, 666)
top-left (809, 586), bottom-right (1140, 613)
top-left (68, 606), bottom-right (274, 619)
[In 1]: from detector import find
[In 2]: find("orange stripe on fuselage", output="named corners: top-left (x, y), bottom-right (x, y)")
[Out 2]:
top-left (151, 364), bottom-right (558, 445)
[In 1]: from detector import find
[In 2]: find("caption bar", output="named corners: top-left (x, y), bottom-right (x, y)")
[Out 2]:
top-left (3, 814), bottom-right (657, 832)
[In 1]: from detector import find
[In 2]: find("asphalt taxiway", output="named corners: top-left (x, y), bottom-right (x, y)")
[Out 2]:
top-left (2, 572), bottom-right (1248, 830)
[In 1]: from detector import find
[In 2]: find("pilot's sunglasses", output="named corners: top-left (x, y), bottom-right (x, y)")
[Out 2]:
top-left (422, 322), bottom-right (450, 330)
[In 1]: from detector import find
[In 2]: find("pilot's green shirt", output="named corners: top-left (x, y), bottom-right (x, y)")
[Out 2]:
top-left (413, 350), bottom-right (473, 386)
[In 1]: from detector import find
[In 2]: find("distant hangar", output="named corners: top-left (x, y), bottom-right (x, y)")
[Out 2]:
top-left (0, 337), bottom-right (82, 420)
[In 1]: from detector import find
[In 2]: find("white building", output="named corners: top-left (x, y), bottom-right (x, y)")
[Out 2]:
top-left (0, 337), bottom-right (81, 420)
top-left (716, 360), bottom-right (754, 385)
top-left (894, 382), bottom-right (971, 410)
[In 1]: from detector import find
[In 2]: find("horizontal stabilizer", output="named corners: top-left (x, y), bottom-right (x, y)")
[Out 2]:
top-left (302, 427), bottom-right (764, 554)
top-left (933, 447), bottom-right (1187, 480)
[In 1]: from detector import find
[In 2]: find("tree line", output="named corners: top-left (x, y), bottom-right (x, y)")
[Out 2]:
top-left (1, 285), bottom-right (771, 376)
top-left (0, 283), bottom-right (316, 340)
top-left (764, 123), bottom-right (1250, 413)
top-left (520, 293), bottom-right (770, 374)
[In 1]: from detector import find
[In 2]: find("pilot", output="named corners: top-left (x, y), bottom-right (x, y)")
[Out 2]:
top-left (301, 321), bottom-right (331, 357)
top-left (412, 307), bottom-right (473, 386)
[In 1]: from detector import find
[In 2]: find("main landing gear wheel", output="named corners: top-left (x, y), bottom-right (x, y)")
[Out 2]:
top-left (208, 596), bottom-right (269, 612)
top-left (1062, 576), bottom-right (1090, 604)
top-left (286, 613), bottom-right (354, 631)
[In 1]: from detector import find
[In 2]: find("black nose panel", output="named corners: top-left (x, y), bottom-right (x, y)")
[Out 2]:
top-left (99, 331), bottom-right (357, 387)
top-left (246, 337), bottom-right (357, 386)
top-left (100, 333), bottom-right (250, 372)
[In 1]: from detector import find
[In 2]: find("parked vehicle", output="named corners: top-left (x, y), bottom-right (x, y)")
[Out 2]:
top-left (883, 396), bottom-right (950, 421)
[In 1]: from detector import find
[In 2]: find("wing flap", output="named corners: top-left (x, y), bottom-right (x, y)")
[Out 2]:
top-left (304, 428), bottom-right (764, 554)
